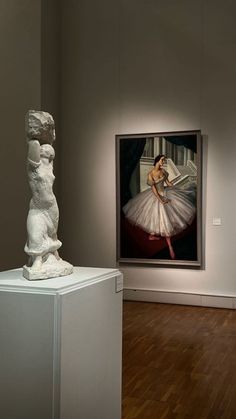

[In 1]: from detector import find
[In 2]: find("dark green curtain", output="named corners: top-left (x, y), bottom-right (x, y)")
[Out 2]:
top-left (164, 135), bottom-right (196, 153)
top-left (120, 138), bottom-right (146, 207)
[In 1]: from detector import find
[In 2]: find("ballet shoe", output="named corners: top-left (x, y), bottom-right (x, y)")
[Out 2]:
top-left (148, 234), bottom-right (161, 241)
top-left (169, 248), bottom-right (176, 259)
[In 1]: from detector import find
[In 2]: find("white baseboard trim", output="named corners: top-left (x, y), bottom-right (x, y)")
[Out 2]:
top-left (124, 289), bottom-right (236, 309)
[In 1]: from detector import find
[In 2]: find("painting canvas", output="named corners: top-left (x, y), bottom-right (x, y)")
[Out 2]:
top-left (116, 131), bottom-right (202, 267)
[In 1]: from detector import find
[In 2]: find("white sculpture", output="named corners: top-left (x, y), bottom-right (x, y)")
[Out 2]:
top-left (23, 110), bottom-right (73, 280)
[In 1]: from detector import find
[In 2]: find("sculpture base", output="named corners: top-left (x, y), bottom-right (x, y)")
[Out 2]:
top-left (0, 267), bottom-right (122, 419)
top-left (23, 256), bottom-right (73, 280)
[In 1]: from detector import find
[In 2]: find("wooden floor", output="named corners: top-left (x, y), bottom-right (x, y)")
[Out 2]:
top-left (122, 301), bottom-right (236, 419)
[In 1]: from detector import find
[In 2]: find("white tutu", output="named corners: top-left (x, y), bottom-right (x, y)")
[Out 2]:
top-left (123, 182), bottom-right (196, 238)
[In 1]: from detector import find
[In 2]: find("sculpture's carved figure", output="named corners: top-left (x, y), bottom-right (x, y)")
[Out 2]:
top-left (23, 110), bottom-right (73, 280)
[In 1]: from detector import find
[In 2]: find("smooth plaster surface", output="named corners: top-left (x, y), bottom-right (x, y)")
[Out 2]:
top-left (0, 0), bottom-right (60, 271)
top-left (59, 0), bottom-right (236, 296)
top-left (1, 0), bottom-right (236, 297)
top-left (0, 268), bottom-right (122, 419)
top-left (0, 0), bottom-right (41, 270)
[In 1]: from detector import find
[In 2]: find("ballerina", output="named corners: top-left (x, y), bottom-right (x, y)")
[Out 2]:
top-left (123, 155), bottom-right (196, 259)
top-left (23, 110), bottom-right (73, 280)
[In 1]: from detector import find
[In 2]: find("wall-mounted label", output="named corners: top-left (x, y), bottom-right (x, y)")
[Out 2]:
top-left (116, 275), bottom-right (123, 292)
top-left (213, 217), bottom-right (222, 226)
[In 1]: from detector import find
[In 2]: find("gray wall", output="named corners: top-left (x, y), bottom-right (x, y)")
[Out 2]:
top-left (60, 0), bottom-right (236, 296)
top-left (0, 0), bottom-right (60, 271)
top-left (1, 0), bottom-right (236, 297)
top-left (60, 0), bottom-right (120, 267)
top-left (41, 0), bottom-right (60, 196)
top-left (0, 0), bottom-right (41, 270)
top-left (41, 0), bottom-right (60, 118)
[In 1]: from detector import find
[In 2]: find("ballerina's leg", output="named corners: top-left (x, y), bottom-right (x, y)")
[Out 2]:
top-left (165, 236), bottom-right (175, 260)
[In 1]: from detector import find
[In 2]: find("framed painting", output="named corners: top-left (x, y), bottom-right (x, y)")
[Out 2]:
top-left (116, 130), bottom-right (202, 268)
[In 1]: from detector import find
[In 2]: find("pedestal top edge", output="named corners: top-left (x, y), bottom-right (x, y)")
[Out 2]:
top-left (0, 266), bottom-right (121, 294)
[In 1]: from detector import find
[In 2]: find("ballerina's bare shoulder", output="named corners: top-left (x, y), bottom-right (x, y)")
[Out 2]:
top-left (147, 168), bottom-right (167, 185)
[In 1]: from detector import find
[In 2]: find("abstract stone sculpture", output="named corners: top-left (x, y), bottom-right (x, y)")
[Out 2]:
top-left (23, 110), bottom-right (73, 280)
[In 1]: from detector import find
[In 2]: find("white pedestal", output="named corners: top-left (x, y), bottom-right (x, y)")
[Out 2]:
top-left (0, 267), bottom-right (123, 419)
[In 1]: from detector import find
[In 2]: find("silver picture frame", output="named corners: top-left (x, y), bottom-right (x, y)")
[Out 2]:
top-left (116, 130), bottom-right (203, 268)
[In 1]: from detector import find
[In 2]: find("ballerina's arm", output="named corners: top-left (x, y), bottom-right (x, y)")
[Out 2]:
top-left (164, 171), bottom-right (174, 187)
top-left (166, 178), bottom-right (173, 187)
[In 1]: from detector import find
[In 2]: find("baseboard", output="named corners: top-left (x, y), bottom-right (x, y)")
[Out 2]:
top-left (123, 288), bottom-right (236, 309)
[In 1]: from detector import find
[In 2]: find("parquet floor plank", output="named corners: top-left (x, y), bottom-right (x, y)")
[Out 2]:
top-left (122, 302), bottom-right (236, 419)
